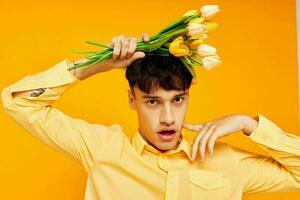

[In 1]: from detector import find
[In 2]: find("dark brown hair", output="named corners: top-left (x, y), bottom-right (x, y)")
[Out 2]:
top-left (125, 54), bottom-right (193, 95)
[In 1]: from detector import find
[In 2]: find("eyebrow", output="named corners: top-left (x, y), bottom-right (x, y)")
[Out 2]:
top-left (142, 92), bottom-right (188, 99)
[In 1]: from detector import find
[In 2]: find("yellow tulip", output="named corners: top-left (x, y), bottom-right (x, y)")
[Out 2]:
top-left (200, 5), bottom-right (220, 19)
top-left (203, 22), bottom-right (218, 32)
top-left (188, 39), bottom-right (204, 49)
top-left (183, 9), bottom-right (199, 17)
top-left (169, 36), bottom-right (190, 57)
top-left (197, 44), bottom-right (217, 57)
top-left (188, 22), bottom-right (208, 37)
top-left (190, 33), bottom-right (208, 40)
top-left (201, 55), bottom-right (222, 70)
top-left (187, 17), bottom-right (205, 26)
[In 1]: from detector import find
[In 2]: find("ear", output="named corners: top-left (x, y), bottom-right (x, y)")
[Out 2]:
top-left (127, 89), bottom-right (136, 110)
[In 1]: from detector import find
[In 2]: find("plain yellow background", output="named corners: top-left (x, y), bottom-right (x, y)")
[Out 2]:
top-left (0, 0), bottom-right (299, 199)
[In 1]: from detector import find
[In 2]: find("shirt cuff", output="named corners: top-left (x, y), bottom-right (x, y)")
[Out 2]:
top-left (2, 58), bottom-right (80, 108)
top-left (247, 114), bottom-right (300, 154)
top-left (16, 58), bottom-right (80, 92)
top-left (248, 114), bottom-right (281, 146)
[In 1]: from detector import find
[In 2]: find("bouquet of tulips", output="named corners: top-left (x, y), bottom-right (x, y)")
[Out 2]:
top-left (69, 5), bottom-right (221, 78)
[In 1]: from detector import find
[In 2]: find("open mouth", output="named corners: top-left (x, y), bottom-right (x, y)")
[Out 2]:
top-left (157, 130), bottom-right (176, 141)
top-left (158, 130), bottom-right (176, 135)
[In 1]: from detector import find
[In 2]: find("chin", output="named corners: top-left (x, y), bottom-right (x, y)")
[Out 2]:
top-left (156, 141), bottom-right (178, 151)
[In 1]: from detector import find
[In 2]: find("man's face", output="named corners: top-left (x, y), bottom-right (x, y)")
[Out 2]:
top-left (128, 85), bottom-right (189, 151)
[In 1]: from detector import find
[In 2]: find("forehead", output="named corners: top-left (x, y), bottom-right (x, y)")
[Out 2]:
top-left (133, 86), bottom-right (189, 99)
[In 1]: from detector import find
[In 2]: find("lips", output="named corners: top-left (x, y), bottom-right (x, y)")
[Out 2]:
top-left (157, 128), bottom-right (176, 133)
top-left (158, 130), bottom-right (176, 134)
top-left (157, 128), bottom-right (177, 142)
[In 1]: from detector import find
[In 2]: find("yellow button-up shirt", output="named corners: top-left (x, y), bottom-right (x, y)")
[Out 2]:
top-left (2, 59), bottom-right (300, 200)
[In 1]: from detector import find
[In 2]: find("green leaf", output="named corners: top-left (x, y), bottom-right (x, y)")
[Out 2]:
top-left (85, 40), bottom-right (113, 50)
top-left (180, 57), bottom-right (196, 77)
top-left (71, 49), bottom-right (100, 54)
top-left (189, 55), bottom-right (202, 66)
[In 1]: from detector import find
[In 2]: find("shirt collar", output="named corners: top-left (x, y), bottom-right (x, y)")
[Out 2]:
top-left (131, 129), bottom-right (193, 161)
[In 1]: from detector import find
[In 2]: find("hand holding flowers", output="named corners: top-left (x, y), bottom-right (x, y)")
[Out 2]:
top-left (69, 5), bottom-right (222, 78)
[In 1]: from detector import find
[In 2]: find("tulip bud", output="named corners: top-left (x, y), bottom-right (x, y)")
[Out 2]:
top-left (188, 39), bottom-right (204, 49)
top-left (200, 5), bottom-right (220, 18)
top-left (203, 22), bottom-right (218, 32)
top-left (201, 55), bottom-right (222, 70)
top-left (197, 44), bottom-right (217, 57)
top-left (169, 36), bottom-right (190, 57)
top-left (201, 34), bottom-right (208, 40)
top-left (190, 33), bottom-right (208, 40)
top-left (188, 17), bottom-right (205, 26)
top-left (183, 9), bottom-right (199, 17)
top-left (188, 23), bottom-right (208, 37)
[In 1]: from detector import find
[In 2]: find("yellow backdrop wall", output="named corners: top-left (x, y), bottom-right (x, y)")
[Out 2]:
top-left (0, 0), bottom-right (299, 199)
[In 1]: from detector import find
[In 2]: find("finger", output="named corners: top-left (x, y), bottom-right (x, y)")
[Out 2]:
top-left (207, 131), bottom-right (218, 157)
top-left (193, 123), bottom-right (211, 160)
top-left (199, 124), bottom-right (216, 162)
top-left (126, 51), bottom-right (145, 65)
top-left (112, 38), bottom-right (121, 60)
top-left (191, 134), bottom-right (203, 161)
top-left (183, 122), bottom-right (204, 132)
top-left (126, 38), bottom-right (137, 59)
top-left (191, 124), bottom-right (209, 160)
top-left (120, 38), bottom-right (130, 59)
top-left (110, 35), bottom-right (124, 45)
top-left (108, 39), bottom-right (114, 47)
top-left (142, 33), bottom-right (150, 42)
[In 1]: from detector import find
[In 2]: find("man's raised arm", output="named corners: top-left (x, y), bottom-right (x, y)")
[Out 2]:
top-left (1, 34), bottom-right (150, 171)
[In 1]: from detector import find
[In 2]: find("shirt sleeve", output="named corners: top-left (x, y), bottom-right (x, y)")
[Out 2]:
top-left (229, 114), bottom-right (300, 195)
top-left (1, 59), bottom-right (122, 171)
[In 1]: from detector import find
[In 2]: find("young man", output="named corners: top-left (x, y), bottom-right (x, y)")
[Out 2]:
top-left (2, 33), bottom-right (300, 200)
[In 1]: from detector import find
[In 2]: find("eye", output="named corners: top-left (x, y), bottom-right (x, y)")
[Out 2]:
top-left (146, 99), bottom-right (158, 105)
top-left (174, 96), bottom-right (184, 103)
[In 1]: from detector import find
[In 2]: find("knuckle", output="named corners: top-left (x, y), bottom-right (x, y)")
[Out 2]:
top-left (130, 41), bottom-right (137, 48)
top-left (113, 39), bottom-right (120, 47)
top-left (201, 137), bottom-right (208, 144)
top-left (212, 128), bottom-right (219, 135)
top-left (211, 124), bottom-right (217, 128)
top-left (207, 138), bottom-right (215, 146)
top-left (127, 50), bottom-right (134, 55)
top-left (122, 41), bottom-right (129, 48)
top-left (202, 124), bottom-right (209, 129)
top-left (206, 122), bottom-right (212, 126)
top-left (193, 136), bottom-right (198, 143)
top-left (113, 48), bottom-right (119, 53)
top-left (113, 50), bottom-right (120, 55)
top-left (195, 134), bottom-right (202, 141)
top-left (113, 49), bottom-right (118, 54)
top-left (199, 140), bottom-right (205, 146)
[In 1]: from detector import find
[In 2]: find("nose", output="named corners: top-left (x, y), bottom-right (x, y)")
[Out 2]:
top-left (160, 104), bottom-right (175, 125)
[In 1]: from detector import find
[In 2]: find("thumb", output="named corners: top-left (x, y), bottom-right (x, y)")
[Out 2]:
top-left (127, 51), bottom-right (145, 65)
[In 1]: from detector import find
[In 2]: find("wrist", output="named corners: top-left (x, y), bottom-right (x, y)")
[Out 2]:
top-left (72, 58), bottom-right (114, 80)
top-left (240, 115), bottom-right (258, 136)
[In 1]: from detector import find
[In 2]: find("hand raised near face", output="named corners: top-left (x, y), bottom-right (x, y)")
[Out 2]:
top-left (183, 114), bottom-right (258, 162)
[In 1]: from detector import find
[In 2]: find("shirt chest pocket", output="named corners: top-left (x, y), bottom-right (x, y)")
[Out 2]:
top-left (189, 169), bottom-right (231, 200)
